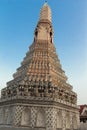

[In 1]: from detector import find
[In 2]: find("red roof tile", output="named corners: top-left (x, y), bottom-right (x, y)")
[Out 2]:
top-left (79, 105), bottom-right (87, 115)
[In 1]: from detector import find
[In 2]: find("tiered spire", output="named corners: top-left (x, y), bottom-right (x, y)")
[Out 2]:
top-left (40, 2), bottom-right (52, 22)
top-left (1, 3), bottom-right (77, 105)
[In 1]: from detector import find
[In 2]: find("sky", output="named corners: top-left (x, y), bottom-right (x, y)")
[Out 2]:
top-left (0, 0), bottom-right (87, 105)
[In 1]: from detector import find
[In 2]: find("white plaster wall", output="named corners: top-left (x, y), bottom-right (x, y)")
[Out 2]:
top-left (80, 122), bottom-right (87, 130)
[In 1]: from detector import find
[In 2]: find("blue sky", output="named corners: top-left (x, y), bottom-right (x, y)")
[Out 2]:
top-left (0, 0), bottom-right (87, 104)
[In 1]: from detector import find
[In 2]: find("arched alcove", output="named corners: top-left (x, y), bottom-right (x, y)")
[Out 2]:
top-left (36, 109), bottom-right (46, 127)
top-left (56, 111), bottom-right (62, 129)
top-left (21, 108), bottom-right (31, 126)
top-left (35, 30), bottom-right (38, 38)
top-left (50, 31), bottom-right (53, 43)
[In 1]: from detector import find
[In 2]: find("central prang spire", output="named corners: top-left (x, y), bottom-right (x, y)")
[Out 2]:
top-left (0, 3), bottom-right (79, 130)
top-left (1, 3), bottom-right (77, 106)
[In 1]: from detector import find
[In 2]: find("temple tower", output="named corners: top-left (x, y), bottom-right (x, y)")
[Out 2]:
top-left (0, 3), bottom-right (80, 130)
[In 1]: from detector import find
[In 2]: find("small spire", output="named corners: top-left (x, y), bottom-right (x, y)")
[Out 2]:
top-left (40, 1), bottom-right (52, 22)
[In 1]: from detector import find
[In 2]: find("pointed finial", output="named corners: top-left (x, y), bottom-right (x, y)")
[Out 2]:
top-left (45, 0), bottom-right (47, 4)
top-left (44, 0), bottom-right (47, 6)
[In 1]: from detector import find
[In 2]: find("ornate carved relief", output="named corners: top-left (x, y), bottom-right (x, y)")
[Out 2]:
top-left (4, 108), bottom-right (10, 124)
top-left (66, 112), bottom-right (70, 129)
top-left (62, 110), bottom-right (66, 130)
top-left (21, 108), bottom-right (31, 126)
top-left (0, 108), bottom-right (3, 124)
top-left (36, 109), bottom-right (46, 127)
top-left (72, 115), bottom-right (77, 129)
top-left (56, 110), bottom-right (62, 129)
